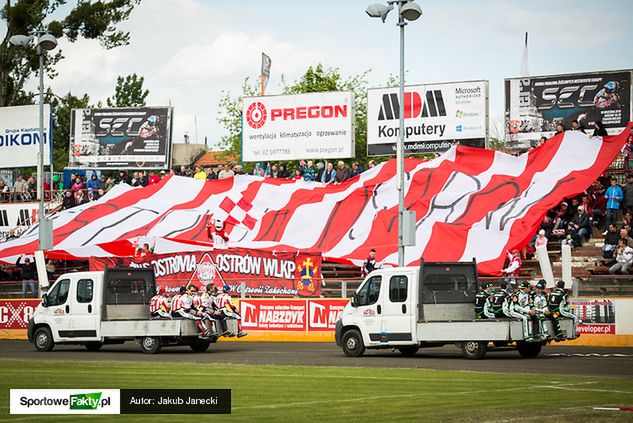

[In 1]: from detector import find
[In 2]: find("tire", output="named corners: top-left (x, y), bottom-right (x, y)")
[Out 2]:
top-left (189, 340), bottom-right (211, 353)
top-left (516, 341), bottom-right (542, 358)
top-left (461, 341), bottom-right (487, 360)
top-left (33, 327), bottom-right (55, 352)
top-left (139, 336), bottom-right (162, 354)
top-left (342, 329), bottom-right (365, 357)
top-left (83, 342), bottom-right (103, 352)
top-left (398, 346), bottom-right (420, 357)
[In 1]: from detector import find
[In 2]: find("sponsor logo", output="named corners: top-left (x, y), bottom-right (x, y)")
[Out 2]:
top-left (455, 86), bottom-right (482, 98)
top-left (455, 109), bottom-right (480, 119)
top-left (456, 125), bottom-right (463, 132)
top-left (241, 301), bottom-right (258, 327)
top-left (246, 102), bottom-right (348, 129)
top-left (11, 389), bottom-right (118, 415)
top-left (95, 117), bottom-right (145, 137)
top-left (538, 84), bottom-right (599, 110)
top-left (308, 301), bottom-right (344, 329)
top-left (0, 301), bottom-right (36, 328)
top-left (70, 393), bottom-right (103, 410)
top-left (378, 90), bottom-right (446, 120)
top-left (363, 308), bottom-right (376, 317)
top-left (246, 102), bottom-right (267, 129)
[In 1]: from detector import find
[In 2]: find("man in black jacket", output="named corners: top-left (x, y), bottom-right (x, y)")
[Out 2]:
top-left (16, 255), bottom-right (37, 297)
top-left (569, 206), bottom-right (590, 247)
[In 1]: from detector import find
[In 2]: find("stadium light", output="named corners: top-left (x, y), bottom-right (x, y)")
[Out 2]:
top-left (367, 0), bottom-right (422, 267)
top-left (9, 31), bottom-right (58, 252)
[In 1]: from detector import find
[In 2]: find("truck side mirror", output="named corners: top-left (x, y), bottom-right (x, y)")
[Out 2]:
top-left (41, 294), bottom-right (49, 308)
top-left (350, 294), bottom-right (358, 308)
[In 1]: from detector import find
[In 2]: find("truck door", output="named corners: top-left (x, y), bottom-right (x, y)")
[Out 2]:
top-left (380, 273), bottom-right (413, 344)
top-left (69, 278), bottom-right (100, 340)
top-left (353, 275), bottom-right (383, 343)
top-left (42, 278), bottom-right (72, 341)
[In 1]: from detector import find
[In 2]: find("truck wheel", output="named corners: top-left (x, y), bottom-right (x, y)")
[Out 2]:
top-left (461, 341), bottom-right (487, 360)
top-left (342, 329), bottom-right (365, 357)
top-left (83, 342), bottom-right (103, 352)
top-left (140, 336), bottom-right (162, 354)
top-left (516, 341), bottom-right (542, 358)
top-left (398, 346), bottom-right (420, 357)
top-left (189, 340), bottom-right (211, 353)
top-left (33, 327), bottom-right (55, 352)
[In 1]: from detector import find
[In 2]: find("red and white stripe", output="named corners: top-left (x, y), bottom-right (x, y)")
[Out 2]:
top-left (0, 124), bottom-right (630, 275)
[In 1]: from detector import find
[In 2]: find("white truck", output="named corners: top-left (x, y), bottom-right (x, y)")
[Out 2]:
top-left (27, 267), bottom-right (238, 354)
top-left (335, 261), bottom-right (576, 359)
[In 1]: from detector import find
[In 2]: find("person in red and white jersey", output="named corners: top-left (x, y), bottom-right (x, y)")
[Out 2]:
top-left (215, 284), bottom-right (247, 338)
top-left (501, 249), bottom-right (523, 291)
top-left (198, 284), bottom-right (223, 336)
top-left (207, 219), bottom-right (229, 249)
top-left (149, 286), bottom-right (171, 319)
top-left (171, 286), bottom-right (211, 337)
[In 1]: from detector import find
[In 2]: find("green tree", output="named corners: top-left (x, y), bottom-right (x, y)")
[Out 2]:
top-left (106, 73), bottom-right (149, 107)
top-left (217, 77), bottom-right (259, 160)
top-left (46, 90), bottom-right (91, 170)
top-left (0, 0), bottom-right (141, 107)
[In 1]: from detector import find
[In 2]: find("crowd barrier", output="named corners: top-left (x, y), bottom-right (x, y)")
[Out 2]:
top-left (1, 297), bottom-right (632, 347)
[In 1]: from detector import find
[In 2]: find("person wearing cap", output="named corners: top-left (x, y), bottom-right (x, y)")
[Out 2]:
top-left (569, 205), bottom-right (591, 247)
top-left (533, 280), bottom-right (551, 337)
top-left (501, 250), bottom-right (522, 289)
top-left (508, 281), bottom-right (541, 340)
top-left (490, 281), bottom-right (511, 318)
top-left (547, 280), bottom-right (577, 339)
top-left (474, 282), bottom-right (495, 319)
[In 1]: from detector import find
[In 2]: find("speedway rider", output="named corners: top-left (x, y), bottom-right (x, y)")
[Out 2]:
top-left (149, 286), bottom-right (172, 319)
top-left (171, 285), bottom-right (212, 338)
top-left (475, 282), bottom-right (495, 319)
top-left (532, 280), bottom-right (551, 338)
top-left (508, 281), bottom-right (541, 340)
top-left (547, 280), bottom-right (578, 339)
top-left (215, 284), bottom-right (247, 338)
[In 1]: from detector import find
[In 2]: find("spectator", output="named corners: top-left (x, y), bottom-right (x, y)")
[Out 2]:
top-left (277, 164), bottom-right (289, 179)
top-left (86, 172), bottom-right (101, 195)
top-left (233, 165), bottom-right (245, 175)
top-left (609, 239), bottom-right (633, 274)
top-left (368, 160), bottom-right (377, 169)
top-left (540, 215), bottom-right (554, 239)
top-left (334, 161), bottom-right (350, 184)
top-left (620, 228), bottom-right (633, 248)
top-left (117, 170), bottom-right (131, 185)
top-left (555, 122), bottom-right (565, 135)
top-left (593, 120), bottom-right (608, 137)
top-left (569, 206), bottom-right (590, 247)
top-left (71, 177), bottom-right (85, 200)
top-left (302, 160), bottom-right (316, 182)
top-left (75, 189), bottom-right (89, 205)
top-left (96, 188), bottom-right (106, 199)
top-left (570, 119), bottom-right (586, 134)
top-left (148, 171), bottom-right (161, 185)
top-left (623, 137), bottom-right (633, 172)
top-left (351, 162), bottom-right (364, 177)
top-left (0, 178), bottom-right (8, 201)
top-left (26, 176), bottom-right (37, 199)
top-left (623, 175), bottom-right (633, 216)
top-left (4, 228), bottom-right (18, 242)
top-left (269, 164), bottom-right (279, 178)
top-left (253, 163), bottom-right (265, 177)
top-left (321, 162), bottom-right (336, 184)
top-left (16, 254), bottom-right (37, 297)
top-left (62, 190), bottom-right (75, 209)
top-left (218, 164), bottom-right (234, 179)
top-left (13, 174), bottom-right (27, 201)
top-left (103, 177), bottom-right (115, 192)
top-left (316, 162), bottom-right (325, 182)
top-left (604, 178), bottom-right (623, 230)
top-left (292, 169), bottom-right (303, 180)
top-left (131, 172), bottom-right (140, 186)
top-left (533, 229), bottom-right (548, 259)
top-left (537, 136), bottom-right (547, 146)
top-left (194, 166), bottom-right (206, 180)
top-left (161, 170), bottom-right (168, 179)
top-left (603, 223), bottom-right (619, 259)
top-left (169, 169), bottom-right (176, 176)
top-left (138, 171), bottom-right (149, 186)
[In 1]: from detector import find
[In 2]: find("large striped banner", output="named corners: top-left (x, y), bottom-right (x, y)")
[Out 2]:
top-left (0, 124), bottom-right (630, 275)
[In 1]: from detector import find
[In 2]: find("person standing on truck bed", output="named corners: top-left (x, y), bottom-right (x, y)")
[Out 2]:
top-left (361, 249), bottom-right (378, 276)
top-left (474, 282), bottom-right (495, 319)
top-left (501, 250), bottom-right (522, 291)
top-left (547, 280), bottom-right (577, 339)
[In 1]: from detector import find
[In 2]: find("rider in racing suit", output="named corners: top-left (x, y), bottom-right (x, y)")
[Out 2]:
top-left (475, 282), bottom-right (495, 319)
top-left (508, 281), bottom-right (539, 340)
top-left (547, 280), bottom-right (578, 339)
top-left (172, 286), bottom-right (211, 337)
top-left (215, 285), bottom-right (247, 338)
top-left (149, 286), bottom-right (171, 319)
top-left (532, 280), bottom-right (551, 337)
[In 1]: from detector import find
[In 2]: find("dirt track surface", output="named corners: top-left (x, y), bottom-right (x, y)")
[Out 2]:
top-left (1, 340), bottom-right (632, 377)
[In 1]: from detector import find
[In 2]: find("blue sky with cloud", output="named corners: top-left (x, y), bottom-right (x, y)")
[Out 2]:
top-left (2, 0), bottom-right (632, 147)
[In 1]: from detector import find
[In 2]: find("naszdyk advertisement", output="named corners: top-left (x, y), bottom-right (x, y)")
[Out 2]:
top-left (241, 91), bottom-right (355, 161)
top-left (89, 248), bottom-right (322, 297)
top-left (69, 107), bottom-right (173, 170)
top-left (239, 299), bottom-right (348, 331)
top-left (0, 104), bottom-right (52, 169)
top-left (366, 80), bottom-right (488, 155)
top-left (504, 70), bottom-right (632, 148)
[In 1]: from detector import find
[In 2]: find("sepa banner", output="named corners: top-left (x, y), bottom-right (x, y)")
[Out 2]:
top-left (366, 80), bottom-right (488, 155)
top-left (89, 248), bottom-right (322, 297)
top-left (0, 104), bottom-right (52, 169)
top-left (504, 70), bottom-right (632, 148)
top-left (242, 91), bottom-right (355, 161)
top-left (69, 107), bottom-right (173, 170)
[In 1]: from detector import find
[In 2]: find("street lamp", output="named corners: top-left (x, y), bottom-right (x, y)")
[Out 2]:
top-left (367, 0), bottom-right (422, 267)
top-left (10, 31), bottom-right (58, 251)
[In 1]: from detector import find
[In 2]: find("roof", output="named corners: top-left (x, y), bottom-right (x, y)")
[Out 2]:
top-left (194, 151), bottom-right (238, 167)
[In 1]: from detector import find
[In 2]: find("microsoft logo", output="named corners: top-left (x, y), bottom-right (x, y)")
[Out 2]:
top-left (455, 110), bottom-right (463, 118)
top-left (70, 392), bottom-right (103, 410)
top-left (456, 125), bottom-right (463, 132)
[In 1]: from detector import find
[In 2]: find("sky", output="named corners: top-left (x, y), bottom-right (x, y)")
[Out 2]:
top-left (2, 0), bottom-right (633, 148)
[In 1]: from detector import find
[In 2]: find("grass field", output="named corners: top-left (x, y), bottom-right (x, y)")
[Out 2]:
top-left (0, 359), bottom-right (632, 422)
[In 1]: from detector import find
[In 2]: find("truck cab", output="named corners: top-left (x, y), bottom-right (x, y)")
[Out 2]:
top-left (335, 261), bottom-right (576, 359)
